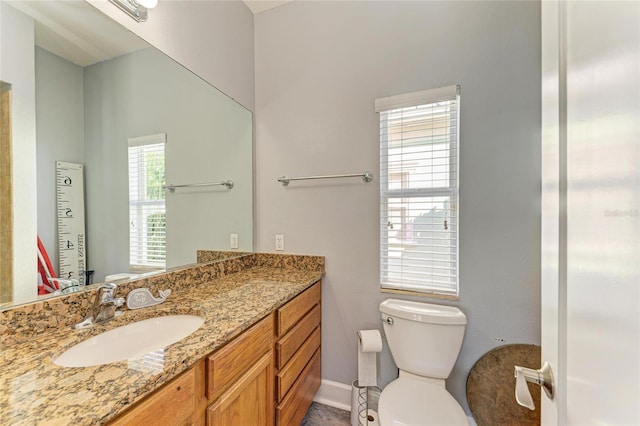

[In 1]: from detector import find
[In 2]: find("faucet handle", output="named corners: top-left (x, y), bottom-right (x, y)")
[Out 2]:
top-left (98, 283), bottom-right (118, 301)
top-left (75, 283), bottom-right (122, 329)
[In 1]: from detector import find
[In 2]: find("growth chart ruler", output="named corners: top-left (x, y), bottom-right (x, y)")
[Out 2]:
top-left (56, 161), bottom-right (86, 285)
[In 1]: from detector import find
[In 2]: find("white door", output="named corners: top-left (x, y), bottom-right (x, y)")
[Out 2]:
top-left (541, 1), bottom-right (640, 424)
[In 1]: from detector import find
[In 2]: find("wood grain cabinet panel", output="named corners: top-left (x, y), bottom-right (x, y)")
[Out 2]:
top-left (275, 281), bottom-right (322, 426)
top-left (276, 327), bottom-right (321, 401)
top-left (206, 314), bottom-right (273, 401)
top-left (207, 351), bottom-right (274, 426)
top-left (276, 304), bottom-right (321, 369)
top-left (276, 282), bottom-right (320, 337)
top-left (109, 367), bottom-right (196, 426)
top-left (276, 350), bottom-right (321, 426)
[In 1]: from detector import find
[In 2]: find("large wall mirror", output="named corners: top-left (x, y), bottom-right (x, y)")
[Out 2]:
top-left (0, 0), bottom-right (253, 307)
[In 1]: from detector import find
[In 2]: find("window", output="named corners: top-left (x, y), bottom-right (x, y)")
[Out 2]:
top-left (128, 133), bottom-right (166, 269)
top-left (376, 85), bottom-right (460, 296)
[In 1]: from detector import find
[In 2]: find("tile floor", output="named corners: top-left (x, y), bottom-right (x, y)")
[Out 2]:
top-left (302, 402), bottom-right (351, 426)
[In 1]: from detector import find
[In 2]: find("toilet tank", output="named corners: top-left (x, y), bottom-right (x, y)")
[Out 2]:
top-left (380, 299), bottom-right (467, 379)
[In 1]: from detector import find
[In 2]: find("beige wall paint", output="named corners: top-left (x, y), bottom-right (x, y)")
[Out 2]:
top-left (255, 1), bottom-right (541, 414)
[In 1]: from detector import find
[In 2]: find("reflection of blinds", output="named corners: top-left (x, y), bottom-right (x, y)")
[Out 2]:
top-left (377, 85), bottom-right (460, 296)
top-left (128, 134), bottom-right (166, 268)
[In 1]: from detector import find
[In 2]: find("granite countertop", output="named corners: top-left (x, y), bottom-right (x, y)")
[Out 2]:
top-left (0, 266), bottom-right (322, 425)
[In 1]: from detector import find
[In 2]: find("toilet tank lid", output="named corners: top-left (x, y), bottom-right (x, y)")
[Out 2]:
top-left (379, 299), bottom-right (467, 325)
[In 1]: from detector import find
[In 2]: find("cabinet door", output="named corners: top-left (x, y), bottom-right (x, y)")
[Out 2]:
top-left (207, 351), bottom-right (274, 426)
top-left (206, 314), bottom-right (273, 401)
top-left (109, 368), bottom-right (196, 426)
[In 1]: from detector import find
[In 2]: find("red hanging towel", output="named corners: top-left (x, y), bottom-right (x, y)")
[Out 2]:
top-left (37, 236), bottom-right (58, 294)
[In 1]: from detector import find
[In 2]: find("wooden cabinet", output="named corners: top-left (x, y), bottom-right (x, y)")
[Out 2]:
top-left (109, 366), bottom-right (199, 426)
top-left (206, 352), bottom-right (274, 426)
top-left (276, 350), bottom-right (321, 426)
top-left (108, 280), bottom-right (321, 426)
top-left (276, 282), bottom-right (321, 336)
top-left (275, 281), bottom-right (322, 426)
top-left (206, 314), bottom-right (273, 402)
top-left (205, 314), bottom-right (274, 426)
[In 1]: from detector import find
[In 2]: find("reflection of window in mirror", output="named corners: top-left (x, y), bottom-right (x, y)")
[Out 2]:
top-left (128, 133), bottom-right (166, 271)
top-left (0, 82), bottom-right (13, 303)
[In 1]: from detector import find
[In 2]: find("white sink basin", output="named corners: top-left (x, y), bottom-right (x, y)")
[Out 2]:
top-left (54, 315), bottom-right (205, 368)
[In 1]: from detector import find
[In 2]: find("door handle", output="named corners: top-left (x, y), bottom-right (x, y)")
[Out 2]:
top-left (513, 361), bottom-right (554, 410)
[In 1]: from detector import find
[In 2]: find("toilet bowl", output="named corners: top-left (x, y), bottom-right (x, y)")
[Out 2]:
top-left (378, 299), bottom-right (468, 426)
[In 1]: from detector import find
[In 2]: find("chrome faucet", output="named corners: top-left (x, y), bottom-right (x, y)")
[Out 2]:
top-left (75, 283), bottom-right (125, 329)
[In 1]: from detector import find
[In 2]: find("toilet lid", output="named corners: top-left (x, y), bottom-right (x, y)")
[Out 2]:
top-left (379, 377), bottom-right (468, 426)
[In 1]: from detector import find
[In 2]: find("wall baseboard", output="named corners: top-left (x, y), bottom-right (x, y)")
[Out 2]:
top-left (313, 379), bottom-right (352, 411)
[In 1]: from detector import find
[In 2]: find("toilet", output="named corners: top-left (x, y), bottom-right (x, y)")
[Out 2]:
top-left (378, 299), bottom-right (468, 426)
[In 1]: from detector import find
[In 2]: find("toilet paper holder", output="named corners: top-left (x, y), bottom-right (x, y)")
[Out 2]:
top-left (513, 361), bottom-right (554, 410)
top-left (357, 330), bottom-right (382, 388)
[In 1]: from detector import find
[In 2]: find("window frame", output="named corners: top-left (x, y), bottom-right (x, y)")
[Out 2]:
top-left (377, 86), bottom-right (460, 298)
top-left (127, 133), bottom-right (167, 270)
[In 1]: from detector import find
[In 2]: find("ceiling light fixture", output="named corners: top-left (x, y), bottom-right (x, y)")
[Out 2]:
top-left (108, 0), bottom-right (157, 23)
top-left (136, 0), bottom-right (158, 9)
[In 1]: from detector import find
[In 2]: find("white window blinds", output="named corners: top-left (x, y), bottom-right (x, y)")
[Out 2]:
top-left (377, 85), bottom-right (460, 296)
top-left (128, 133), bottom-right (166, 269)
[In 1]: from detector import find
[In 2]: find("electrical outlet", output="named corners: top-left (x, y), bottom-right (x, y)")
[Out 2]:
top-left (230, 233), bottom-right (238, 249)
top-left (275, 234), bottom-right (285, 251)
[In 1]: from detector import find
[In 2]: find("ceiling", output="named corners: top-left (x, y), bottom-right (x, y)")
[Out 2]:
top-left (243, 0), bottom-right (293, 14)
top-left (7, 0), bottom-right (147, 67)
top-left (8, 0), bottom-right (299, 66)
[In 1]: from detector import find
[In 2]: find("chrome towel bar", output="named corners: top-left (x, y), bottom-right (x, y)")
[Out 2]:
top-left (163, 180), bottom-right (234, 193)
top-left (277, 171), bottom-right (373, 186)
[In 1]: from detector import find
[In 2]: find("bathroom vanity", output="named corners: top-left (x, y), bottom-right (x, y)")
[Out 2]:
top-left (0, 253), bottom-right (323, 425)
top-left (110, 281), bottom-right (321, 425)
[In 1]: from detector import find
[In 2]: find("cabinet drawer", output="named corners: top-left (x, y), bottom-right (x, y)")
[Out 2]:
top-left (276, 304), bottom-right (321, 369)
top-left (276, 326), bottom-right (321, 402)
top-left (206, 314), bottom-right (273, 401)
top-left (276, 349), bottom-right (321, 426)
top-left (276, 281), bottom-right (320, 337)
top-left (110, 367), bottom-right (196, 426)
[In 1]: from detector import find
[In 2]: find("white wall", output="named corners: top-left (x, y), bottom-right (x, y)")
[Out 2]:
top-left (35, 47), bottom-right (85, 271)
top-left (83, 47), bottom-right (252, 281)
top-left (0, 3), bottom-right (37, 304)
top-left (254, 1), bottom-right (541, 414)
top-left (86, 0), bottom-right (255, 112)
top-left (34, 45), bottom-right (252, 284)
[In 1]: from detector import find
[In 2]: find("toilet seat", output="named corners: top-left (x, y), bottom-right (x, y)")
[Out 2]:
top-left (378, 376), bottom-right (469, 426)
